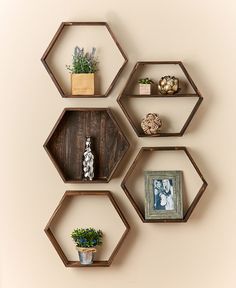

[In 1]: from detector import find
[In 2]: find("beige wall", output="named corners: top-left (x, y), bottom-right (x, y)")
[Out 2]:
top-left (0, 0), bottom-right (235, 287)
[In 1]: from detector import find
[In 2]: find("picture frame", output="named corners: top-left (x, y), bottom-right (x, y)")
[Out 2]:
top-left (145, 171), bottom-right (183, 220)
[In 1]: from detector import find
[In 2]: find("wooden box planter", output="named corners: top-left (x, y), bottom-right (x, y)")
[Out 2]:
top-left (71, 73), bottom-right (95, 95)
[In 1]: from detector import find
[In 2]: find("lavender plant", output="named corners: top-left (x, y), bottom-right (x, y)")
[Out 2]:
top-left (66, 46), bottom-right (98, 74)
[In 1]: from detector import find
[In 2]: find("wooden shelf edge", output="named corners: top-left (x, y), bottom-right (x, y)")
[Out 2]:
top-left (122, 93), bottom-right (198, 98)
top-left (64, 179), bottom-right (109, 183)
top-left (137, 132), bottom-right (181, 137)
top-left (67, 260), bottom-right (110, 267)
top-left (63, 94), bottom-right (107, 98)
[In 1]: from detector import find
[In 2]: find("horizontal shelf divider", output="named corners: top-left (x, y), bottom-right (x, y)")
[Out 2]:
top-left (123, 93), bottom-right (198, 98)
top-left (137, 61), bottom-right (182, 65)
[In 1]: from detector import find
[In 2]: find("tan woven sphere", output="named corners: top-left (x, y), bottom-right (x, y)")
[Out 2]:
top-left (141, 113), bottom-right (162, 135)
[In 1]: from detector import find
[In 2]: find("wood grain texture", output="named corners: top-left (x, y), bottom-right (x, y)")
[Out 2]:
top-left (44, 108), bottom-right (129, 183)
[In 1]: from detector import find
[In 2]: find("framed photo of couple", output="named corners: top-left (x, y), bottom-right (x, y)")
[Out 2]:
top-left (145, 171), bottom-right (183, 220)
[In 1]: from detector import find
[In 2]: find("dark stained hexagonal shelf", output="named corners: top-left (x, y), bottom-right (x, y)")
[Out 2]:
top-left (41, 22), bottom-right (128, 98)
top-left (117, 61), bottom-right (203, 137)
top-left (44, 108), bottom-right (130, 183)
top-left (121, 146), bottom-right (207, 223)
top-left (45, 191), bottom-right (130, 267)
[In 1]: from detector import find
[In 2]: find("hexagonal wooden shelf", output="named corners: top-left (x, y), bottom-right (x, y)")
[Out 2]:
top-left (117, 61), bottom-right (203, 137)
top-left (45, 191), bottom-right (130, 267)
top-left (41, 22), bottom-right (128, 98)
top-left (121, 146), bottom-right (207, 223)
top-left (44, 108), bottom-right (130, 183)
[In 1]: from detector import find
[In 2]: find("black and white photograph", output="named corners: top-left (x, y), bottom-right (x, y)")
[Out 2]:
top-left (145, 171), bottom-right (183, 220)
top-left (153, 178), bottom-right (174, 211)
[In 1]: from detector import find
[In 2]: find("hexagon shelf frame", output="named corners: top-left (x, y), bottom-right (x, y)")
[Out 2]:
top-left (121, 147), bottom-right (208, 223)
top-left (117, 61), bottom-right (203, 137)
top-left (44, 108), bottom-right (130, 183)
top-left (45, 191), bottom-right (130, 267)
top-left (41, 22), bottom-right (128, 98)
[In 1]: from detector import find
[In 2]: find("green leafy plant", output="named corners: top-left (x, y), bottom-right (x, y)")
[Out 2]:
top-left (66, 46), bottom-right (98, 74)
top-left (138, 78), bottom-right (154, 84)
top-left (71, 228), bottom-right (103, 248)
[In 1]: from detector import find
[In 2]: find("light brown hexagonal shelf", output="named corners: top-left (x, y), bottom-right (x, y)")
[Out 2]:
top-left (45, 190), bottom-right (130, 267)
top-left (121, 146), bottom-right (207, 223)
top-left (117, 61), bottom-right (203, 137)
top-left (44, 108), bottom-right (130, 183)
top-left (41, 22), bottom-right (128, 97)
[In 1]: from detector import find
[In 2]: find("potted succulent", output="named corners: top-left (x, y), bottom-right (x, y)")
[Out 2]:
top-left (138, 78), bottom-right (154, 95)
top-left (71, 227), bottom-right (103, 265)
top-left (66, 46), bottom-right (98, 95)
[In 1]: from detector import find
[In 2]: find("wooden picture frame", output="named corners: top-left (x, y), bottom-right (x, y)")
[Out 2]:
top-left (145, 171), bottom-right (183, 220)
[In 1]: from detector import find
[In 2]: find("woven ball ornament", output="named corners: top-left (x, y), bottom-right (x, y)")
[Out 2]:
top-left (141, 113), bottom-right (162, 135)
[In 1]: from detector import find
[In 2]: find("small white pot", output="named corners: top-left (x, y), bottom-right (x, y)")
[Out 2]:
top-left (139, 84), bottom-right (151, 95)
